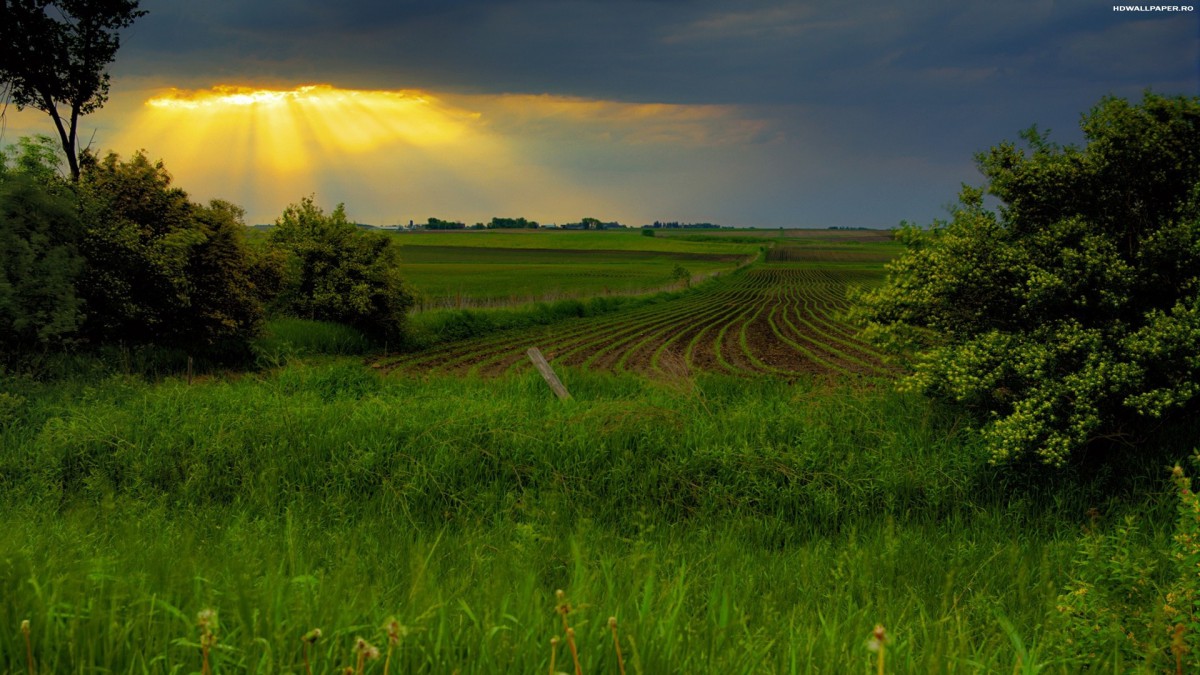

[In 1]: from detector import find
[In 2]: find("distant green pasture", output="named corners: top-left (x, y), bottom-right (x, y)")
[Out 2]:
top-left (391, 229), bottom-right (762, 255)
top-left (397, 242), bottom-right (753, 308)
top-left (653, 227), bottom-right (896, 243)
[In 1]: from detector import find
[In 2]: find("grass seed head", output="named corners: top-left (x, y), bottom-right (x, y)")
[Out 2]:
top-left (303, 628), bottom-right (322, 644)
top-left (867, 624), bottom-right (886, 652)
top-left (20, 619), bottom-right (30, 636)
top-left (385, 618), bottom-right (405, 646)
top-left (197, 609), bottom-right (217, 630)
top-left (197, 610), bottom-right (218, 649)
top-left (355, 637), bottom-right (380, 660)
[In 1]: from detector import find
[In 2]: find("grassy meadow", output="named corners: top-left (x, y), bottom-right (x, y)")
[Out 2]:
top-left (1, 230), bottom-right (1193, 673)
top-left (2, 362), bottom-right (1183, 674)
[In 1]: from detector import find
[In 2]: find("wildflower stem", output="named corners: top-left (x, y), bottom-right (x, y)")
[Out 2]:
top-left (609, 617), bottom-right (626, 675)
top-left (22, 620), bottom-right (34, 675)
top-left (567, 627), bottom-right (582, 675)
top-left (871, 624), bottom-right (887, 675)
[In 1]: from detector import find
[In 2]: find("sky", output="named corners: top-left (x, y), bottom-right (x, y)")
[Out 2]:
top-left (2, 0), bottom-right (1198, 227)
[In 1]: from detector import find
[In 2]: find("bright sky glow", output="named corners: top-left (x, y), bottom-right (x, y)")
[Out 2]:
top-left (113, 84), bottom-right (524, 220)
top-left (143, 84), bottom-right (476, 162)
top-left (98, 83), bottom-right (778, 225)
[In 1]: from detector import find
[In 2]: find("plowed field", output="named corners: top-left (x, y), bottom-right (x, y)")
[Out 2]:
top-left (378, 261), bottom-right (891, 379)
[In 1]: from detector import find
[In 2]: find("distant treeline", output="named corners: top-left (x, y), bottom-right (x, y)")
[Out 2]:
top-left (362, 216), bottom-right (737, 232)
top-left (409, 217), bottom-right (540, 229)
top-left (647, 221), bottom-right (727, 229)
top-left (392, 216), bottom-right (630, 230)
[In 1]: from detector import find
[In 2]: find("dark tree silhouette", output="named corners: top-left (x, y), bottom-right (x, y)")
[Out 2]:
top-left (0, 0), bottom-right (146, 180)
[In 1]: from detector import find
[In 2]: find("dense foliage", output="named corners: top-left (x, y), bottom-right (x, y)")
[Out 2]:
top-left (0, 139), bottom-right (85, 351)
top-left (854, 93), bottom-right (1200, 466)
top-left (270, 196), bottom-right (413, 341)
top-left (2, 139), bottom-right (422, 362)
top-left (0, 141), bottom-right (270, 360)
top-left (75, 150), bottom-right (267, 355)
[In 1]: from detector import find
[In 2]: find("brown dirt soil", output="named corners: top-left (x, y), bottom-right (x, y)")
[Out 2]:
top-left (377, 263), bottom-right (891, 380)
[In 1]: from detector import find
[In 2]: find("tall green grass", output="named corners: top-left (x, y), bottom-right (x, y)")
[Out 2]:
top-left (0, 361), bottom-right (1188, 672)
top-left (253, 318), bottom-right (376, 361)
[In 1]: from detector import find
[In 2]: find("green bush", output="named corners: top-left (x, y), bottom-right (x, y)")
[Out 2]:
top-left (269, 196), bottom-right (413, 342)
top-left (854, 93), bottom-right (1200, 466)
top-left (1051, 457), bottom-right (1200, 670)
top-left (0, 167), bottom-right (85, 352)
top-left (75, 151), bottom-right (267, 357)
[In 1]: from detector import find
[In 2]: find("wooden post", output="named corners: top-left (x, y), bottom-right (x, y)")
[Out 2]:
top-left (526, 347), bottom-right (571, 400)
top-left (187, 356), bottom-right (194, 386)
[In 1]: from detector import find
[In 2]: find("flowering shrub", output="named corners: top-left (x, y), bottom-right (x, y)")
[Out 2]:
top-left (854, 93), bottom-right (1200, 465)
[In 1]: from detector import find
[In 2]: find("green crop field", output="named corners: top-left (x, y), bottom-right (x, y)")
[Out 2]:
top-left (382, 244), bottom-right (893, 378)
top-left (391, 230), bottom-right (762, 308)
top-left (396, 244), bottom-right (751, 309)
top-left (651, 228), bottom-right (899, 243)
top-left (255, 228), bottom-right (903, 310)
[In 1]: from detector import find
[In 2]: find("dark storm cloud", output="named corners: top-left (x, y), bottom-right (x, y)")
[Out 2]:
top-left (119, 1), bottom-right (1196, 113)
top-left (104, 0), bottom-right (1198, 226)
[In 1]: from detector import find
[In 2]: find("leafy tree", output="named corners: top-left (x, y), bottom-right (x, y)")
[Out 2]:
top-left (0, 0), bottom-right (146, 180)
top-left (488, 216), bottom-right (538, 229)
top-left (853, 93), bottom-right (1200, 466)
top-left (426, 217), bottom-right (465, 230)
top-left (270, 196), bottom-right (413, 341)
top-left (0, 134), bottom-right (64, 184)
top-left (76, 150), bottom-right (265, 354)
top-left (0, 138), bottom-right (84, 352)
top-left (75, 150), bottom-right (196, 343)
top-left (177, 199), bottom-right (269, 356)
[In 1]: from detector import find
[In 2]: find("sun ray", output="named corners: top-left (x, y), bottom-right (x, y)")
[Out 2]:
top-left (104, 83), bottom-right (764, 224)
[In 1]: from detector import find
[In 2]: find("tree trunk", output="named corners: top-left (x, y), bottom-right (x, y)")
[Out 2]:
top-left (42, 94), bottom-right (79, 180)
